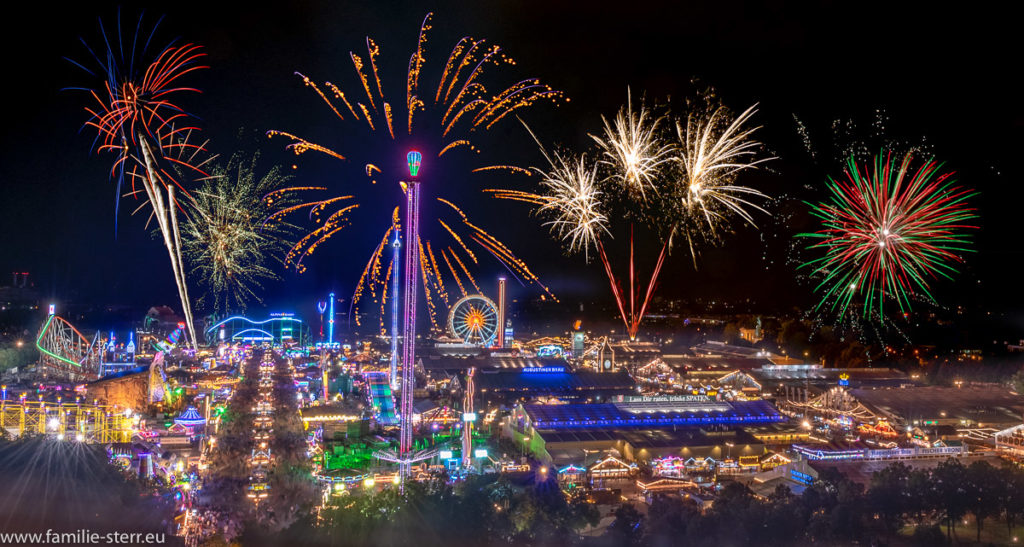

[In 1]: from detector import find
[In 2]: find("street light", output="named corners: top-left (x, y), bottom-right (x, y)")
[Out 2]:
top-left (725, 442), bottom-right (734, 460)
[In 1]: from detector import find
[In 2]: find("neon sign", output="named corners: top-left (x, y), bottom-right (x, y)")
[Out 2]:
top-left (522, 366), bottom-right (567, 374)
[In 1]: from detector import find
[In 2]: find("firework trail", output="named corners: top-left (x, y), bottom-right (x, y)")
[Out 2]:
top-left (69, 12), bottom-right (208, 347)
top-left (799, 152), bottom-right (978, 320)
top-left (267, 13), bottom-right (564, 332)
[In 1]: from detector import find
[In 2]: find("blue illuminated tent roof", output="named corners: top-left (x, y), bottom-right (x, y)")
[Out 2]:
top-left (523, 399), bottom-right (783, 429)
top-left (174, 406), bottom-right (206, 427)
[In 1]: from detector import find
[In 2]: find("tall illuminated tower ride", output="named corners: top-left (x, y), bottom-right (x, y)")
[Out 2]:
top-left (390, 229), bottom-right (401, 391)
top-left (327, 292), bottom-right (336, 345)
top-left (497, 277), bottom-right (507, 348)
top-left (399, 150), bottom-right (422, 479)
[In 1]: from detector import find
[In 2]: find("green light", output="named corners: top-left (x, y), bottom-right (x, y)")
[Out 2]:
top-left (407, 151), bottom-right (422, 177)
top-left (35, 315), bottom-right (82, 368)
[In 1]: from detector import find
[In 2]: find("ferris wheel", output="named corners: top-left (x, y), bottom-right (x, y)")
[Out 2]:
top-left (447, 294), bottom-right (499, 345)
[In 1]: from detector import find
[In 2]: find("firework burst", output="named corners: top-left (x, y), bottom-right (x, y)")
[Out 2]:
top-left (537, 153), bottom-right (608, 260)
top-left (800, 152), bottom-right (978, 319)
top-left (491, 134), bottom-right (609, 260)
top-left (69, 12), bottom-right (208, 347)
top-left (182, 153), bottom-right (298, 314)
top-left (671, 103), bottom-right (773, 259)
top-left (267, 13), bottom-right (563, 332)
top-left (591, 91), bottom-right (674, 202)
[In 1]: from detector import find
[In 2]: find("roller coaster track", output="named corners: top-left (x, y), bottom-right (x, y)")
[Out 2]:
top-left (35, 314), bottom-right (102, 381)
top-left (0, 400), bottom-right (133, 443)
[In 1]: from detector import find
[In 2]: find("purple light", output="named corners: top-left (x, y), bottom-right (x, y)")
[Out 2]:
top-left (399, 177), bottom-right (421, 482)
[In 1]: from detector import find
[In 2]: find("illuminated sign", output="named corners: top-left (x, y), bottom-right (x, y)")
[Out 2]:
top-left (439, 450), bottom-right (453, 460)
top-left (572, 332), bottom-right (585, 352)
top-left (474, 448), bottom-right (488, 458)
top-left (462, 412), bottom-right (477, 422)
top-left (537, 345), bottom-right (563, 358)
top-left (521, 366), bottom-right (567, 374)
top-left (617, 395), bottom-right (712, 403)
top-left (790, 469), bottom-right (815, 485)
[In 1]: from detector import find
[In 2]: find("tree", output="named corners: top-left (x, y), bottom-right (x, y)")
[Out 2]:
top-left (868, 462), bottom-right (912, 533)
top-left (645, 495), bottom-right (699, 546)
top-left (1011, 369), bottom-right (1024, 395)
top-left (605, 503), bottom-right (644, 546)
top-left (1001, 466), bottom-right (1024, 539)
top-left (709, 481), bottom-right (766, 545)
top-left (932, 458), bottom-right (969, 541)
top-left (801, 467), bottom-right (865, 542)
top-left (912, 523), bottom-right (946, 546)
top-left (722, 323), bottom-right (741, 345)
top-left (0, 343), bottom-right (37, 371)
top-left (905, 466), bottom-right (933, 524)
top-left (965, 460), bottom-right (1003, 542)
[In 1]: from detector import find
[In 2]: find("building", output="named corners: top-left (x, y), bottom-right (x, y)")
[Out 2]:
top-left (849, 385), bottom-right (1024, 429)
top-left (204, 314), bottom-right (310, 346)
top-left (505, 397), bottom-right (784, 468)
top-left (739, 327), bottom-right (762, 343)
top-left (475, 365), bottom-right (637, 405)
top-left (995, 424), bottom-right (1024, 461)
top-left (751, 365), bottom-right (913, 392)
top-left (144, 306), bottom-right (184, 333)
top-left (420, 354), bottom-right (570, 372)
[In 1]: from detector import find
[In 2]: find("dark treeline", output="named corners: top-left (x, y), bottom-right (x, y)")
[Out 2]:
top-left (242, 473), bottom-right (600, 547)
top-left (0, 437), bottom-right (175, 535)
top-left (227, 458), bottom-right (1022, 547)
top-left (597, 459), bottom-right (1022, 547)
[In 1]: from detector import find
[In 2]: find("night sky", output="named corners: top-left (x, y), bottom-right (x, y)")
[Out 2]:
top-left (2, 1), bottom-right (1021, 331)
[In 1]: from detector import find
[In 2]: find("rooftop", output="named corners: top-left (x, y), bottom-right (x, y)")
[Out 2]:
top-left (538, 427), bottom-right (761, 450)
top-left (523, 399), bottom-right (783, 429)
top-left (851, 385), bottom-right (1024, 425)
top-left (421, 354), bottom-right (568, 371)
top-left (477, 368), bottom-right (636, 394)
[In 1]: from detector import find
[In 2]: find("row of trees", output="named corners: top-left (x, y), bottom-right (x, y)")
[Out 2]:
top-left (199, 351), bottom-right (316, 542)
top-left (199, 353), bottom-right (261, 540)
top-left (235, 473), bottom-right (599, 546)
top-left (0, 341), bottom-right (37, 372)
top-left (603, 458), bottom-right (1021, 546)
top-left (261, 354), bottom-right (316, 531)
